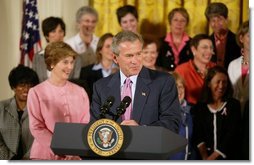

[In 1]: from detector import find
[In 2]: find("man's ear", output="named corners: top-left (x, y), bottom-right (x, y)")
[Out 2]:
top-left (113, 54), bottom-right (118, 64)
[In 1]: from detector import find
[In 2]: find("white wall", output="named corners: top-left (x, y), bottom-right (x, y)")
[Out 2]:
top-left (0, 0), bottom-right (89, 100)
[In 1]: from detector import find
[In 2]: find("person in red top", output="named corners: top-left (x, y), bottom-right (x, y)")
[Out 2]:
top-left (175, 34), bottom-right (215, 105)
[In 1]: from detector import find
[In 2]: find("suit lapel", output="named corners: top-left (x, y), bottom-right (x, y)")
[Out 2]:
top-left (106, 72), bottom-right (121, 116)
top-left (132, 67), bottom-right (151, 122)
top-left (5, 98), bottom-right (19, 122)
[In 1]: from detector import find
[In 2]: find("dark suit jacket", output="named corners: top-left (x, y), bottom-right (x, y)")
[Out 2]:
top-left (210, 30), bottom-right (241, 69)
top-left (0, 97), bottom-right (33, 159)
top-left (90, 67), bottom-right (181, 133)
top-left (80, 64), bottom-right (103, 101)
top-left (156, 36), bottom-right (193, 72)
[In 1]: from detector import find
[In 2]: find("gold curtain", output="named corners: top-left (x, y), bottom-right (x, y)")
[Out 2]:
top-left (91, 0), bottom-right (249, 38)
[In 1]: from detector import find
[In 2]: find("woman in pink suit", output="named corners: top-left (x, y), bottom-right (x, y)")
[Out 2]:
top-left (27, 41), bottom-right (90, 160)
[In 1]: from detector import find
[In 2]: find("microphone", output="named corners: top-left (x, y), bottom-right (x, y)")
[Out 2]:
top-left (100, 96), bottom-right (115, 119)
top-left (114, 96), bottom-right (132, 121)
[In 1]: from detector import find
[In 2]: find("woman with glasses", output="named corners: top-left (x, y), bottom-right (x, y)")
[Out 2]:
top-left (0, 65), bottom-right (39, 159)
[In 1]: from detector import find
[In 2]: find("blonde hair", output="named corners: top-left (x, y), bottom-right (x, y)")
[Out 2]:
top-left (171, 72), bottom-right (185, 87)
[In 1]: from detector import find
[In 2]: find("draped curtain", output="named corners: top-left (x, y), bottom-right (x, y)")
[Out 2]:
top-left (91, 0), bottom-right (249, 38)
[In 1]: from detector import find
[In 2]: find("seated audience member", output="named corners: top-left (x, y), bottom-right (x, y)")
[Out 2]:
top-left (33, 16), bottom-right (81, 82)
top-left (116, 5), bottom-right (139, 33)
top-left (66, 6), bottom-right (99, 67)
top-left (205, 2), bottom-right (240, 69)
top-left (175, 34), bottom-right (215, 105)
top-left (0, 65), bottom-right (39, 159)
top-left (27, 42), bottom-right (90, 160)
top-left (169, 72), bottom-right (197, 160)
top-left (192, 66), bottom-right (242, 160)
top-left (157, 7), bottom-right (193, 72)
top-left (90, 31), bottom-right (181, 133)
top-left (80, 33), bottom-right (118, 101)
top-left (141, 35), bottom-right (163, 71)
top-left (228, 20), bottom-right (249, 113)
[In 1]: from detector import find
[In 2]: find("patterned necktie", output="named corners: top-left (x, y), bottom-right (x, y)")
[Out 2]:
top-left (121, 78), bottom-right (132, 120)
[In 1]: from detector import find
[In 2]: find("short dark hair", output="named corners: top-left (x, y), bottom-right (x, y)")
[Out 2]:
top-left (190, 34), bottom-right (211, 49)
top-left (8, 64), bottom-right (39, 89)
top-left (116, 5), bottom-right (138, 24)
top-left (205, 2), bottom-right (228, 20)
top-left (201, 66), bottom-right (233, 103)
top-left (142, 34), bottom-right (160, 51)
top-left (42, 16), bottom-right (66, 42)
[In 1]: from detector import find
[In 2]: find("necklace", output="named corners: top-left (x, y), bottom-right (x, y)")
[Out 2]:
top-left (241, 49), bottom-right (249, 65)
top-left (242, 56), bottom-right (249, 65)
top-left (193, 61), bottom-right (207, 79)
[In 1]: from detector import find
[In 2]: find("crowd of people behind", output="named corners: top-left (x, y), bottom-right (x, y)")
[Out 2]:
top-left (0, 2), bottom-right (249, 160)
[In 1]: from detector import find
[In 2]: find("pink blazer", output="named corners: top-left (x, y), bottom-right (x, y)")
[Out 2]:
top-left (27, 80), bottom-right (90, 160)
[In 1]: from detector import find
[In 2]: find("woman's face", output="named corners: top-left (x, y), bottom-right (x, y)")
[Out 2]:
top-left (176, 80), bottom-right (185, 103)
top-left (14, 83), bottom-right (33, 102)
top-left (79, 14), bottom-right (97, 36)
top-left (209, 72), bottom-right (228, 100)
top-left (51, 56), bottom-right (75, 81)
top-left (100, 37), bottom-right (114, 61)
top-left (47, 24), bottom-right (65, 43)
top-left (209, 15), bottom-right (228, 35)
top-left (170, 12), bottom-right (187, 35)
top-left (192, 39), bottom-right (214, 65)
top-left (120, 13), bottom-right (138, 33)
top-left (142, 42), bottom-right (158, 69)
top-left (240, 32), bottom-right (250, 51)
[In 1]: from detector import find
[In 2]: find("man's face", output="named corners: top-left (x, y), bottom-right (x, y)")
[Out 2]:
top-left (114, 40), bottom-right (143, 77)
top-left (209, 15), bottom-right (228, 35)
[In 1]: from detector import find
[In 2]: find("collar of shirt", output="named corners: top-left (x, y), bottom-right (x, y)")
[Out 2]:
top-left (164, 32), bottom-right (190, 64)
top-left (120, 70), bottom-right (137, 101)
top-left (214, 30), bottom-right (228, 43)
top-left (120, 70), bottom-right (138, 87)
top-left (165, 32), bottom-right (189, 43)
top-left (72, 33), bottom-right (99, 53)
top-left (92, 63), bottom-right (118, 77)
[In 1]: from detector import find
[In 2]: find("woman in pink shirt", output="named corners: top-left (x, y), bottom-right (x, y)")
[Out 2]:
top-left (157, 7), bottom-right (193, 72)
top-left (27, 41), bottom-right (90, 160)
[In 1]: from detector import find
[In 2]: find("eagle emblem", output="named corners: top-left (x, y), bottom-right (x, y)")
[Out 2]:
top-left (97, 128), bottom-right (115, 148)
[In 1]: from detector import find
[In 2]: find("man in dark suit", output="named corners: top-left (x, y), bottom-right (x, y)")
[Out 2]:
top-left (90, 31), bottom-right (181, 133)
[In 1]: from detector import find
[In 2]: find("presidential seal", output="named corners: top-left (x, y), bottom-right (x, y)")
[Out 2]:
top-left (87, 119), bottom-right (124, 157)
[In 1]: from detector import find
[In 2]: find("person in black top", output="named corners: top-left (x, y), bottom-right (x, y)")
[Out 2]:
top-left (205, 2), bottom-right (241, 69)
top-left (156, 7), bottom-right (193, 72)
top-left (192, 66), bottom-right (242, 160)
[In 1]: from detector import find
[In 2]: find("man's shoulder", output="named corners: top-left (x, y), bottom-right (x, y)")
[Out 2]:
top-left (95, 73), bottom-right (115, 85)
top-left (143, 67), bottom-right (173, 82)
